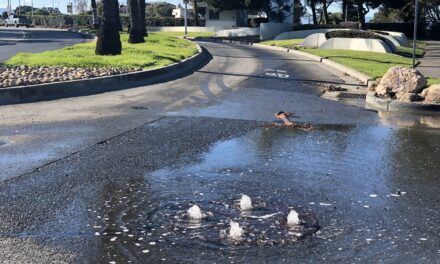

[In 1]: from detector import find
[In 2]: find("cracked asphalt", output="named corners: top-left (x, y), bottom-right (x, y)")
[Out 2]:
top-left (1, 40), bottom-right (440, 263)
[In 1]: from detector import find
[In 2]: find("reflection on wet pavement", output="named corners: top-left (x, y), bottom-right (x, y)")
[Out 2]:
top-left (87, 118), bottom-right (440, 263)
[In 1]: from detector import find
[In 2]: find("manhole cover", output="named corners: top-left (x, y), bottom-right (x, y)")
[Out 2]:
top-left (337, 93), bottom-right (366, 100)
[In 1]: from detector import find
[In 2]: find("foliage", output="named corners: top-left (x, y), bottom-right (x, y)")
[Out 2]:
top-left (325, 30), bottom-right (386, 41)
top-left (6, 33), bottom-right (198, 69)
top-left (14, 5), bottom-right (60, 16)
top-left (146, 3), bottom-right (174, 17)
top-left (293, 24), bottom-right (345, 30)
top-left (205, 0), bottom-right (269, 11)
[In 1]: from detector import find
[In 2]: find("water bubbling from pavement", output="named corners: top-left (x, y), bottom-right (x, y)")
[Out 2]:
top-left (187, 204), bottom-right (203, 220)
top-left (287, 210), bottom-right (300, 227)
top-left (228, 221), bottom-right (243, 240)
top-left (239, 194), bottom-right (253, 211)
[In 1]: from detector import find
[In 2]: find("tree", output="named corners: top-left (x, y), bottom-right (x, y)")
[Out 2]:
top-left (353, 0), bottom-right (381, 29)
top-left (193, 0), bottom-right (199, 26)
top-left (96, 0), bottom-right (122, 55)
top-left (139, 0), bottom-right (147, 37)
top-left (128, 0), bottom-right (144, 43)
top-left (305, 0), bottom-right (318, 24)
top-left (293, 0), bottom-right (307, 24)
top-left (91, 0), bottom-right (99, 28)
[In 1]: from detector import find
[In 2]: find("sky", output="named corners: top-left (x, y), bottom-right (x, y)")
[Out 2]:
top-left (1, 0), bottom-right (376, 20)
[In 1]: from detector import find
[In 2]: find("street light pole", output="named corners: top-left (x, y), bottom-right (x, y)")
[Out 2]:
top-left (412, 0), bottom-right (419, 69)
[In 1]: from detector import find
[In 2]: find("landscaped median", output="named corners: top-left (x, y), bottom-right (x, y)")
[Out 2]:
top-left (0, 32), bottom-right (208, 105)
top-left (1, 32), bottom-right (199, 89)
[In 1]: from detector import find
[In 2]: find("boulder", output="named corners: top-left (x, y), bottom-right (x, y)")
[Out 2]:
top-left (375, 66), bottom-right (427, 95)
top-left (421, 84), bottom-right (440, 104)
top-left (396, 92), bottom-right (423, 102)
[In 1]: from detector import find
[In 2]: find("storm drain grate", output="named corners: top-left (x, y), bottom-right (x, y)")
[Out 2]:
top-left (337, 93), bottom-right (366, 100)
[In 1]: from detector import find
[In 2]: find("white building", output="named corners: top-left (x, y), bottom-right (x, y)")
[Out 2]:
top-left (192, 0), bottom-right (247, 27)
top-left (172, 5), bottom-right (194, 19)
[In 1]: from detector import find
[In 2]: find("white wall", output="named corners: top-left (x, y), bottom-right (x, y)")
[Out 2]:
top-left (206, 9), bottom-right (237, 27)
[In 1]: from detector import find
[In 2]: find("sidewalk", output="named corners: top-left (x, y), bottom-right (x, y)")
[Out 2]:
top-left (417, 41), bottom-right (440, 78)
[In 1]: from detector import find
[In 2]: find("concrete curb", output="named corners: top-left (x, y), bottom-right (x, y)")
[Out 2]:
top-left (366, 91), bottom-right (440, 113)
top-left (194, 38), bottom-right (375, 87)
top-left (0, 44), bottom-right (209, 106)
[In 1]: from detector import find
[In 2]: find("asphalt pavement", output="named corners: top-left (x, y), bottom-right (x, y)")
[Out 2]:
top-left (1, 38), bottom-right (440, 263)
top-left (0, 28), bottom-right (86, 61)
top-left (417, 41), bottom-right (440, 78)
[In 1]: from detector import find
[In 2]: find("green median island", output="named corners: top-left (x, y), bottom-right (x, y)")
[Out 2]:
top-left (6, 32), bottom-right (199, 69)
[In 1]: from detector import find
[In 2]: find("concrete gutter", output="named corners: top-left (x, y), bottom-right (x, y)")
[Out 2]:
top-left (0, 44), bottom-right (209, 106)
top-left (366, 91), bottom-right (440, 113)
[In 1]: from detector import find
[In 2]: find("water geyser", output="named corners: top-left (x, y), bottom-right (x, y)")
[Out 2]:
top-left (287, 210), bottom-right (300, 226)
top-left (239, 194), bottom-right (253, 211)
top-left (229, 221), bottom-right (243, 239)
top-left (187, 204), bottom-right (203, 220)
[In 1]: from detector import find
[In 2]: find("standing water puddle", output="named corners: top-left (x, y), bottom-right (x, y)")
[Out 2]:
top-left (89, 120), bottom-right (440, 263)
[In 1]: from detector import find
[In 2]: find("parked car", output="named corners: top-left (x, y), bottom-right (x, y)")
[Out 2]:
top-left (4, 15), bottom-right (30, 28)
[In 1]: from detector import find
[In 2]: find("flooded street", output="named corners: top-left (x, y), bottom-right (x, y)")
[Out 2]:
top-left (80, 117), bottom-right (440, 263)
top-left (1, 41), bottom-right (440, 263)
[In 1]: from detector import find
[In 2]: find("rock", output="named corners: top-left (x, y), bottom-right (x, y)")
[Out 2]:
top-left (421, 84), bottom-right (440, 104)
top-left (396, 92), bottom-right (424, 102)
top-left (376, 66), bottom-right (427, 95)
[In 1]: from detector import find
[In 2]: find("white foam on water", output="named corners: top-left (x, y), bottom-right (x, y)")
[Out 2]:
top-left (287, 210), bottom-right (300, 226)
top-left (187, 204), bottom-right (203, 220)
top-left (239, 195), bottom-right (253, 211)
top-left (229, 221), bottom-right (243, 239)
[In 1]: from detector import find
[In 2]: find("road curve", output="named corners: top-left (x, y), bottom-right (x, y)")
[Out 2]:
top-left (0, 28), bottom-right (86, 62)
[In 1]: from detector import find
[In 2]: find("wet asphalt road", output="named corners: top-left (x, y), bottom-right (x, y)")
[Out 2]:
top-left (1, 40), bottom-right (440, 263)
top-left (0, 28), bottom-right (86, 61)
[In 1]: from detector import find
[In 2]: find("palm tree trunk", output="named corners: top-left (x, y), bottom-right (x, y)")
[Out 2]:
top-left (193, 0), bottom-right (199, 26)
top-left (138, 0), bottom-right (147, 36)
top-left (96, 0), bottom-right (122, 55)
top-left (341, 0), bottom-right (347, 21)
top-left (322, 0), bottom-right (329, 24)
top-left (311, 0), bottom-right (318, 24)
top-left (356, 0), bottom-right (365, 29)
top-left (91, 0), bottom-right (99, 29)
top-left (128, 0), bottom-right (144, 43)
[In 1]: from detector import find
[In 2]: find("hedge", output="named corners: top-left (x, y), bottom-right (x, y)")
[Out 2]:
top-left (30, 15), bottom-right (205, 28)
top-left (325, 30), bottom-right (386, 41)
top-left (365, 23), bottom-right (429, 39)
top-left (293, 24), bottom-right (346, 31)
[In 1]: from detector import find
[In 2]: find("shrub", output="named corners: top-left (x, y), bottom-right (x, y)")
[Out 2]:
top-left (292, 24), bottom-right (345, 31)
top-left (366, 23), bottom-right (429, 39)
top-left (370, 30), bottom-right (389, 35)
top-left (427, 24), bottom-right (440, 40)
top-left (339, 21), bottom-right (359, 29)
top-left (325, 30), bottom-right (386, 41)
top-left (248, 17), bottom-right (269, 28)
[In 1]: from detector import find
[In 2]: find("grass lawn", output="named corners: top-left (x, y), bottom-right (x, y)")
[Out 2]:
top-left (5, 32), bottom-right (199, 69)
top-left (427, 78), bottom-right (440, 86)
top-left (396, 45), bottom-right (425, 57)
top-left (300, 48), bottom-right (415, 79)
top-left (260, 39), bottom-right (304, 48)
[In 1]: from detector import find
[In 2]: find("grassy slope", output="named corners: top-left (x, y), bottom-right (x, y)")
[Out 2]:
top-left (6, 32), bottom-right (199, 69)
top-left (301, 49), bottom-right (414, 79)
top-left (260, 39), bottom-right (304, 48)
top-left (427, 78), bottom-right (440, 86)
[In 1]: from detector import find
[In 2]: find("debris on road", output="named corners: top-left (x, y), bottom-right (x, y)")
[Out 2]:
top-left (264, 111), bottom-right (313, 131)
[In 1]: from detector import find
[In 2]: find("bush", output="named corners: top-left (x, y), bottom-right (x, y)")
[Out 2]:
top-left (292, 24), bottom-right (345, 31)
top-left (366, 23), bottom-right (429, 39)
top-left (248, 17), bottom-right (269, 28)
top-left (371, 30), bottom-right (390, 35)
top-left (325, 30), bottom-right (386, 41)
top-left (339, 21), bottom-right (359, 29)
top-left (427, 24), bottom-right (440, 40)
top-left (30, 15), bottom-right (205, 29)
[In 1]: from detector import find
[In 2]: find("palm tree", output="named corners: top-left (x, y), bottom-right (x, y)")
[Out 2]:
top-left (96, 0), bottom-right (122, 55)
top-left (193, 0), bottom-right (199, 26)
top-left (139, 0), bottom-right (147, 36)
top-left (91, 0), bottom-right (99, 28)
top-left (128, 0), bottom-right (144, 43)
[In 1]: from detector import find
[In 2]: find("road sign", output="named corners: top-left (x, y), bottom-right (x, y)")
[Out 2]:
top-left (183, 0), bottom-right (189, 4)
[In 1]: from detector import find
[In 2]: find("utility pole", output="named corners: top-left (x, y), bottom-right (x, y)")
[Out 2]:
top-left (412, 0), bottom-right (419, 68)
